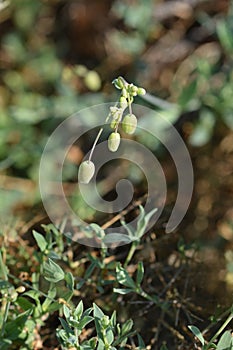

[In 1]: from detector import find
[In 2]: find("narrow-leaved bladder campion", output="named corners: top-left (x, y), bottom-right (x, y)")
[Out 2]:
top-left (78, 76), bottom-right (146, 184)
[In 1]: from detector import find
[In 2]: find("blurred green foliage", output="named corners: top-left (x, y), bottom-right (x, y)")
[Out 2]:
top-left (0, 0), bottom-right (233, 217)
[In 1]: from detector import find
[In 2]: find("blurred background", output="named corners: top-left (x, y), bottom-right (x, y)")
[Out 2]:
top-left (0, 0), bottom-right (232, 236)
top-left (0, 0), bottom-right (233, 345)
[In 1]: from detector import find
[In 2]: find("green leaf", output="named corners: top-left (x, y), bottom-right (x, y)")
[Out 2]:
top-left (160, 344), bottom-right (169, 350)
top-left (217, 21), bottom-right (233, 53)
top-left (32, 230), bottom-right (47, 252)
top-left (43, 258), bottom-right (65, 283)
top-left (189, 109), bottom-right (215, 147)
top-left (89, 223), bottom-right (105, 240)
top-left (216, 330), bottom-right (233, 350)
top-left (42, 285), bottom-right (56, 312)
top-left (136, 262), bottom-right (144, 286)
top-left (105, 327), bottom-right (114, 345)
top-left (74, 300), bottom-right (84, 320)
top-left (97, 338), bottom-right (105, 350)
top-left (62, 305), bottom-right (70, 320)
top-left (23, 290), bottom-right (40, 302)
top-left (120, 219), bottom-right (134, 238)
top-left (137, 334), bottom-right (146, 349)
top-left (59, 317), bottom-right (73, 335)
top-left (103, 233), bottom-right (132, 245)
top-left (110, 311), bottom-right (116, 328)
top-left (93, 304), bottom-right (105, 343)
top-left (93, 303), bottom-right (105, 319)
top-left (5, 310), bottom-right (31, 340)
top-left (65, 272), bottom-right (74, 291)
top-left (78, 315), bottom-right (94, 330)
top-left (188, 325), bottom-right (205, 346)
top-left (113, 288), bottom-right (133, 295)
top-left (121, 319), bottom-right (133, 335)
top-left (178, 80), bottom-right (197, 108)
top-left (136, 206), bottom-right (157, 239)
top-left (116, 263), bottom-right (136, 289)
top-left (16, 296), bottom-right (34, 311)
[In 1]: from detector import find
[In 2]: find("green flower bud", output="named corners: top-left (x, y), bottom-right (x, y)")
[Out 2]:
top-left (101, 315), bottom-right (109, 328)
top-left (16, 286), bottom-right (26, 293)
top-left (78, 160), bottom-right (95, 184)
top-left (122, 114), bottom-right (137, 134)
top-left (112, 76), bottom-right (125, 90)
top-left (137, 87), bottom-right (146, 95)
top-left (110, 119), bottom-right (117, 129)
top-left (122, 88), bottom-right (127, 98)
top-left (119, 96), bottom-right (127, 109)
top-left (108, 132), bottom-right (121, 152)
top-left (10, 290), bottom-right (18, 302)
top-left (130, 85), bottom-right (138, 96)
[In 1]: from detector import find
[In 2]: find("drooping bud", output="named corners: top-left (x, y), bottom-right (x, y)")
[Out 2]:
top-left (78, 160), bottom-right (95, 184)
top-left (110, 119), bottom-right (118, 129)
top-left (108, 132), bottom-right (121, 152)
top-left (121, 114), bottom-right (137, 134)
top-left (137, 87), bottom-right (146, 95)
top-left (122, 88), bottom-right (128, 98)
top-left (130, 84), bottom-right (138, 96)
top-left (119, 96), bottom-right (127, 109)
top-left (112, 76), bottom-right (125, 90)
top-left (16, 286), bottom-right (26, 293)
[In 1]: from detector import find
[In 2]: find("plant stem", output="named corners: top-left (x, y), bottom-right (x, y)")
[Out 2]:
top-left (124, 241), bottom-right (139, 267)
top-left (0, 249), bottom-right (8, 281)
top-left (127, 92), bottom-right (133, 115)
top-left (0, 249), bottom-right (10, 337)
top-left (0, 300), bottom-right (10, 337)
top-left (88, 105), bottom-right (116, 162)
top-left (88, 127), bottom-right (104, 162)
top-left (205, 312), bottom-right (233, 349)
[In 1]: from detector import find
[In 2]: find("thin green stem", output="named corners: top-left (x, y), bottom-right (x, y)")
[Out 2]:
top-left (74, 327), bottom-right (80, 348)
top-left (127, 92), bottom-right (133, 115)
top-left (88, 127), bottom-right (104, 162)
top-left (0, 249), bottom-right (10, 337)
top-left (205, 312), bottom-right (233, 349)
top-left (124, 241), bottom-right (139, 267)
top-left (0, 300), bottom-right (10, 337)
top-left (88, 103), bottom-right (117, 162)
top-left (0, 249), bottom-right (8, 281)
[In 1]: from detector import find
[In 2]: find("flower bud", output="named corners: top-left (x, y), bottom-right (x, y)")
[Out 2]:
top-left (137, 87), bottom-right (146, 95)
top-left (119, 96), bottom-right (127, 109)
top-left (78, 160), bottom-right (95, 184)
top-left (130, 85), bottom-right (138, 96)
top-left (122, 88), bottom-right (127, 98)
top-left (121, 114), bottom-right (137, 134)
top-left (16, 286), bottom-right (26, 293)
top-left (112, 76), bottom-right (125, 90)
top-left (110, 119), bottom-right (117, 129)
top-left (108, 132), bottom-right (121, 152)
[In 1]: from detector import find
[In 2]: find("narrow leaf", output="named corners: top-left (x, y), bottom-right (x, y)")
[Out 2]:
top-left (93, 303), bottom-right (105, 319)
top-left (113, 288), bottom-right (133, 295)
top-left (136, 262), bottom-right (144, 286)
top-left (116, 263), bottom-right (136, 289)
top-left (188, 325), bottom-right (205, 346)
top-left (33, 231), bottom-right (47, 252)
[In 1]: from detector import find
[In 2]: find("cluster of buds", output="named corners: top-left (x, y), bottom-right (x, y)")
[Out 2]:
top-left (78, 76), bottom-right (146, 183)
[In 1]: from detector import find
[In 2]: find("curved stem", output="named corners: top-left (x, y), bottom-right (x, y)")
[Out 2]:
top-left (88, 101), bottom-right (118, 162)
top-left (88, 127), bottom-right (104, 162)
top-left (205, 313), bottom-right (233, 349)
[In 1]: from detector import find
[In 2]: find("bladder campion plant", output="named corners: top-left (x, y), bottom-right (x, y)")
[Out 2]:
top-left (78, 76), bottom-right (146, 184)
